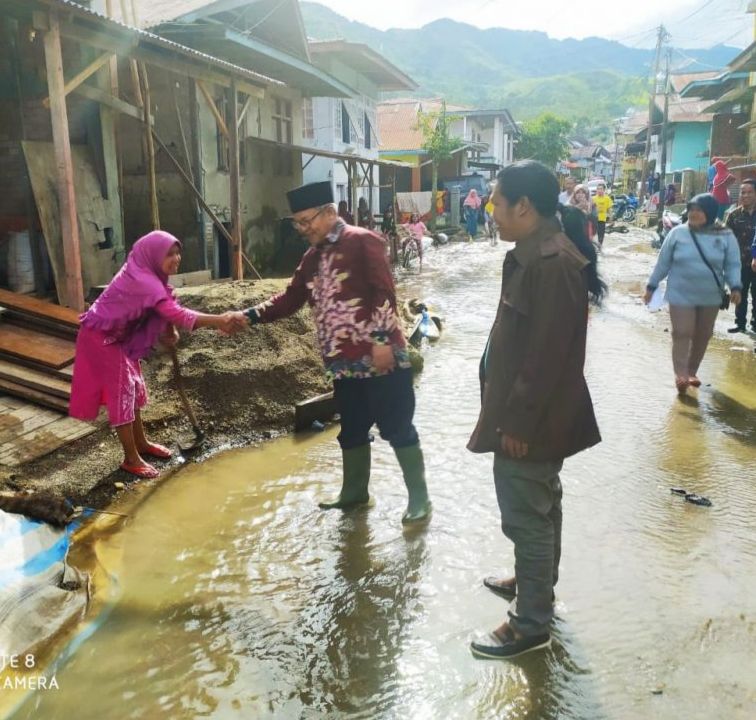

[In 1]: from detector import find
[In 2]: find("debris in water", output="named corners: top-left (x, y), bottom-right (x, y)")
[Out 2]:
top-left (684, 493), bottom-right (712, 507)
top-left (311, 420), bottom-right (325, 431)
top-left (670, 488), bottom-right (712, 507)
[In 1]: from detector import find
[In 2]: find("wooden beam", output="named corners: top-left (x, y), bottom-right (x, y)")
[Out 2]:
top-left (229, 80), bottom-right (243, 281)
top-left (43, 12), bottom-right (84, 311)
top-left (237, 93), bottom-right (252, 129)
top-left (197, 80), bottom-right (229, 140)
top-left (138, 62), bottom-right (159, 229)
top-left (71, 83), bottom-right (150, 123)
top-left (42, 51), bottom-right (114, 108)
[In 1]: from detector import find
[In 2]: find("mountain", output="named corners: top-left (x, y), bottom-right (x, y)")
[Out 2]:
top-left (301, 2), bottom-right (741, 128)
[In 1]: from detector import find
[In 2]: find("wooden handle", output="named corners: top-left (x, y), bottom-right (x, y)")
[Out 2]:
top-left (169, 348), bottom-right (201, 429)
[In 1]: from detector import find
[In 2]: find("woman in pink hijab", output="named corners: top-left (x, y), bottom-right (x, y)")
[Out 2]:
top-left (711, 160), bottom-right (735, 219)
top-left (69, 231), bottom-right (238, 478)
top-left (463, 189), bottom-right (482, 239)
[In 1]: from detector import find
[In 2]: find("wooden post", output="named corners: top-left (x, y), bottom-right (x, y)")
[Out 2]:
top-left (228, 80), bottom-right (243, 280)
top-left (138, 62), bottom-right (159, 229)
top-left (43, 12), bottom-right (84, 310)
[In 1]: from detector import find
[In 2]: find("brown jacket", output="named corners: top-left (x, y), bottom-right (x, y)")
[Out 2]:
top-left (468, 219), bottom-right (601, 461)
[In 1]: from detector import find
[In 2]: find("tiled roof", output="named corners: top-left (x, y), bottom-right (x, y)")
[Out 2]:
top-left (377, 99), bottom-right (471, 152)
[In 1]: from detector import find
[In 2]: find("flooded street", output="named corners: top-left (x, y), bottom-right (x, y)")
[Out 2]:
top-left (12, 231), bottom-right (756, 719)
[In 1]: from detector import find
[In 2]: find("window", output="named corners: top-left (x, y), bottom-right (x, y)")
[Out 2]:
top-left (341, 102), bottom-right (351, 144)
top-left (364, 112), bottom-right (371, 150)
top-left (336, 184), bottom-right (347, 202)
top-left (273, 97), bottom-right (293, 145)
top-left (302, 98), bottom-right (314, 140)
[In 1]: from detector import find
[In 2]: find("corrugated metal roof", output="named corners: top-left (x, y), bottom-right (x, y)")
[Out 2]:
top-left (308, 41), bottom-right (418, 92)
top-left (36, 0), bottom-right (281, 86)
top-left (654, 95), bottom-right (715, 123)
top-left (669, 70), bottom-right (720, 95)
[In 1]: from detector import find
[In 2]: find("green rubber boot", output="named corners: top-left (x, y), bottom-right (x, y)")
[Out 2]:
top-left (318, 444), bottom-right (371, 510)
top-left (394, 444), bottom-right (432, 524)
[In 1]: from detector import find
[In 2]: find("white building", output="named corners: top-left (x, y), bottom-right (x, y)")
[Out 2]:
top-left (302, 41), bottom-right (417, 214)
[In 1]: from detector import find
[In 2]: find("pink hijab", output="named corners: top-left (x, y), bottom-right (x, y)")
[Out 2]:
top-left (81, 231), bottom-right (180, 360)
top-left (463, 189), bottom-right (482, 209)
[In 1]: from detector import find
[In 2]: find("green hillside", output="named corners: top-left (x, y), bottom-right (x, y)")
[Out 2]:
top-left (301, 2), bottom-right (738, 133)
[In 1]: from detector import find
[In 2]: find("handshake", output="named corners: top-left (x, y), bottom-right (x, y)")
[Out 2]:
top-left (217, 310), bottom-right (251, 336)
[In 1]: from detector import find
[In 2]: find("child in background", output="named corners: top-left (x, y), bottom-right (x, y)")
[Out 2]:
top-left (69, 231), bottom-right (239, 478)
top-left (485, 195), bottom-right (496, 245)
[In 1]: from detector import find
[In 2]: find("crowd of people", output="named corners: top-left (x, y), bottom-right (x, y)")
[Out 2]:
top-left (66, 156), bottom-right (755, 663)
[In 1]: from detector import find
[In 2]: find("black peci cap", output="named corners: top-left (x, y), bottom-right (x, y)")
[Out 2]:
top-left (287, 181), bottom-right (334, 213)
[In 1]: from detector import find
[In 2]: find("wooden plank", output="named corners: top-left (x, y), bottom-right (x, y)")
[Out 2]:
top-left (294, 392), bottom-right (336, 432)
top-left (42, 51), bottom-right (114, 108)
top-left (0, 416), bottom-right (97, 467)
top-left (0, 355), bottom-right (74, 381)
top-left (43, 12), bottom-right (85, 312)
top-left (0, 325), bottom-right (75, 369)
top-left (0, 378), bottom-right (69, 412)
top-left (0, 405), bottom-right (63, 446)
top-left (0, 288), bottom-right (80, 329)
top-left (0, 360), bottom-right (71, 399)
top-left (72, 83), bottom-right (150, 124)
top-left (4, 314), bottom-right (78, 340)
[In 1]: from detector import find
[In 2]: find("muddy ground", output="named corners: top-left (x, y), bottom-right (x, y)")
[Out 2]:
top-left (1, 280), bottom-right (331, 509)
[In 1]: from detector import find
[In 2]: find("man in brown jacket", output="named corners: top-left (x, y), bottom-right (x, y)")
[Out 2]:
top-left (468, 161), bottom-right (602, 660)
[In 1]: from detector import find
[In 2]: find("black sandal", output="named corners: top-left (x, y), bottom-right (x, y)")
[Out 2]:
top-left (483, 576), bottom-right (517, 600)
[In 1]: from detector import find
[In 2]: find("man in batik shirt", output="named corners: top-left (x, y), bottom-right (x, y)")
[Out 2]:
top-left (237, 181), bottom-right (431, 524)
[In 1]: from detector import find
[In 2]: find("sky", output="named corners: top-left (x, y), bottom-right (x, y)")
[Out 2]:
top-left (308, 0), bottom-right (752, 48)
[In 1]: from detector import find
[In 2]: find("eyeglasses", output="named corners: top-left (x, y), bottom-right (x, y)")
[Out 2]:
top-left (291, 206), bottom-right (327, 231)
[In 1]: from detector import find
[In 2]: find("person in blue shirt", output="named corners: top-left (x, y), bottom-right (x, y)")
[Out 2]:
top-left (644, 193), bottom-right (741, 394)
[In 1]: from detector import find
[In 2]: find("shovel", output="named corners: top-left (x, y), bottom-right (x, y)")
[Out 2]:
top-left (169, 347), bottom-right (206, 452)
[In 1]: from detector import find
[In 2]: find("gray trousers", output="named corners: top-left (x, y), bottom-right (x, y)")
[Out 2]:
top-left (493, 454), bottom-right (564, 637)
top-left (668, 304), bottom-right (719, 379)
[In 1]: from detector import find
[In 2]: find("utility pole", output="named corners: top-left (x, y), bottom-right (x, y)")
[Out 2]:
top-left (656, 48), bottom-right (672, 219)
top-left (639, 25), bottom-right (668, 203)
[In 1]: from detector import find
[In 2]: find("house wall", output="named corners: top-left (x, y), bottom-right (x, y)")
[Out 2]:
top-left (301, 53), bottom-right (383, 212)
top-left (201, 84), bottom-right (304, 275)
top-left (667, 122), bottom-right (712, 173)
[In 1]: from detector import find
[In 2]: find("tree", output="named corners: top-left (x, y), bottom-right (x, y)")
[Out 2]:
top-left (515, 113), bottom-right (572, 170)
top-left (416, 102), bottom-right (464, 229)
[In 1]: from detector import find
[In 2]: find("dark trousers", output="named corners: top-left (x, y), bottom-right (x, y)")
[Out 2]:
top-left (596, 220), bottom-right (606, 245)
top-left (494, 455), bottom-right (563, 637)
top-left (333, 368), bottom-right (419, 450)
top-left (734, 262), bottom-right (756, 329)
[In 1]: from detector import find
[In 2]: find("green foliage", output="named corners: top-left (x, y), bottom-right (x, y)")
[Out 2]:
top-left (515, 113), bottom-right (572, 168)
top-left (416, 103), bottom-right (464, 163)
top-left (415, 102), bottom-right (464, 229)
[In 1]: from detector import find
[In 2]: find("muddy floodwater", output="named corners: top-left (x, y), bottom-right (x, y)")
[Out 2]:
top-left (11, 231), bottom-right (756, 719)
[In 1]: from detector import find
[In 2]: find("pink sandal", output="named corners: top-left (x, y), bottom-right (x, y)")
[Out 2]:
top-left (120, 461), bottom-right (159, 479)
top-left (688, 377), bottom-right (702, 388)
top-left (140, 443), bottom-right (173, 460)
